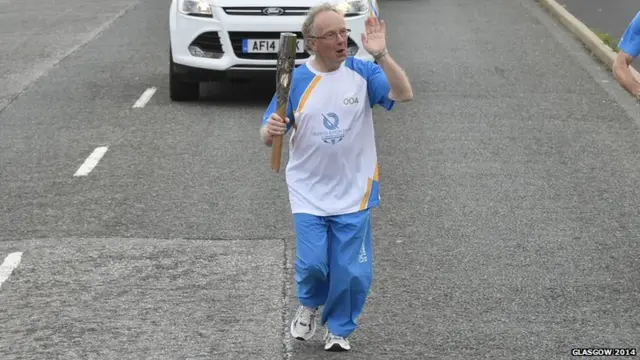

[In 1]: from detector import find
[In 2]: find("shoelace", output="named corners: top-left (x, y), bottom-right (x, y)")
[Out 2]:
top-left (297, 307), bottom-right (314, 325)
top-left (326, 332), bottom-right (346, 342)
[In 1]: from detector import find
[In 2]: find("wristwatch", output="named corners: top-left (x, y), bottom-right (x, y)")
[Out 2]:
top-left (372, 48), bottom-right (388, 61)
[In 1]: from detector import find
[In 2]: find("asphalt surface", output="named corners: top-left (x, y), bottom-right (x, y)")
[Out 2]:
top-left (555, 0), bottom-right (640, 69)
top-left (0, 0), bottom-right (142, 112)
top-left (555, 0), bottom-right (637, 42)
top-left (1, 0), bottom-right (639, 359)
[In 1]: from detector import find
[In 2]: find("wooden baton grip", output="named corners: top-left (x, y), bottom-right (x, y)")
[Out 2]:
top-left (270, 105), bottom-right (287, 172)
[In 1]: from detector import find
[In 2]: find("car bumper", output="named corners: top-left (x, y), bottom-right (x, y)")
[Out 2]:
top-left (169, 5), bottom-right (374, 75)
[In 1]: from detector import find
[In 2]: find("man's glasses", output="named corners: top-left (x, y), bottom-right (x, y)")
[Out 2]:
top-left (312, 29), bottom-right (351, 41)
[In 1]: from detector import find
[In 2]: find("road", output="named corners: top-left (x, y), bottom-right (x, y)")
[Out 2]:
top-left (555, 0), bottom-right (637, 42)
top-left (1, 0), bottom-right (639, 359)
top-left (556, 0), bottom-right (640, 69)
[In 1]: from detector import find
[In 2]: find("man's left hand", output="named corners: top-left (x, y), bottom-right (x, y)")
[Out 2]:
top-left (361, 16), bottom-right (387, 54)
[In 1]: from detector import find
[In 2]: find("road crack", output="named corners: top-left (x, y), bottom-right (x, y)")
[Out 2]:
top-left (281, 237), bottom-right (293, 359)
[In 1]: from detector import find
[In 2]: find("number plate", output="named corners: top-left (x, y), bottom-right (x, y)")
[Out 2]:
top-left (241, 39), bottom-right (305, 53)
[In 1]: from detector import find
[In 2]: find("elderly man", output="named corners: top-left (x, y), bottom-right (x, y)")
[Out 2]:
top-left (613, 11), bottom-right (640, 98)
top-left (259, 2), bottom-right (413, 352)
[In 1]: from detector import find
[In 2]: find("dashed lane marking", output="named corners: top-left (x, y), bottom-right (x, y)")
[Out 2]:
top-left (74, 146), bottom-right (108, 176)
top-left (0, 252), bottom-right (23, 289)
top-left (133, 87), bottom-right (157, 108)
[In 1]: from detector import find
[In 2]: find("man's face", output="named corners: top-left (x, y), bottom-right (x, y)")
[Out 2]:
top-left (310, 11), bottom-right (349, 64)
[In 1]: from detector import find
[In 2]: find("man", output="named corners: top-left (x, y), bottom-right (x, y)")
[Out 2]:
top-left (613, 11), bottom-right (640, 98)
top-left (259, 3), bottom-right (413, 352)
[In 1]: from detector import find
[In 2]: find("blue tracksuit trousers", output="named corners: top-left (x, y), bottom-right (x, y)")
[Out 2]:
top-left (293, 208), bottom-right (373, 338)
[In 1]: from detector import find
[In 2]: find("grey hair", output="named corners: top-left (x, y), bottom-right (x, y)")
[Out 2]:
top-left (301, 3), bottom-right (345, 54)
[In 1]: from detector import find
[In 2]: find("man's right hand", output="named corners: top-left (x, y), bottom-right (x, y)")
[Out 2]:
top-left (261, 113), bottom-right (289, 145)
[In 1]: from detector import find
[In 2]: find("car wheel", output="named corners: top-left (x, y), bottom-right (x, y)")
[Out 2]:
top-left (169, 51), bottom-right (199, 101)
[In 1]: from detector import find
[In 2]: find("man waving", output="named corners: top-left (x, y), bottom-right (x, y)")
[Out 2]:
top-left (260, 3), bottom-right (413, 352)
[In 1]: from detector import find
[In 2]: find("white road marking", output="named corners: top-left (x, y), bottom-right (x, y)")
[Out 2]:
top-left (132, 87), bottom-right (157, 108)
top-left (74, 146), bottom-right (108, 176)
top-left (0, 252), bottom-right (23, 289)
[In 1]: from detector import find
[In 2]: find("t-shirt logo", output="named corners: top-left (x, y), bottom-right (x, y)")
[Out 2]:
top-left (322, 112), bottom-right (340, 130)
top-left (313, 112), bottom-right (351, 145)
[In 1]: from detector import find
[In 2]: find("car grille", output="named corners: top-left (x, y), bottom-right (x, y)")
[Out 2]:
top-left (228, 31), bottom-right (311, 60)
top-left (190, 32), bottom-right (223, 53)
top-left (223, 7), bottom-right (309, 16)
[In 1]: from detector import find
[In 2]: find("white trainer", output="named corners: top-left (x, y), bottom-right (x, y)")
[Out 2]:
top-left (323, 329), bottom-right (351, 351)
top-left (290, 305), bottom-right (318, 341)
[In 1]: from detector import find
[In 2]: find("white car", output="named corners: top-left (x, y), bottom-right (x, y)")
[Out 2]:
top-left (168, 0), bottom-right (380, 101)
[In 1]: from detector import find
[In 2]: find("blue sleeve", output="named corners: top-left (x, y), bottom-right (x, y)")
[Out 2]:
top-left (262, 93), bottom-right (295, 134)
top-left (364, 61), bottom-right (395, 111)
top-left (619, 11), bottom-right (640, 57)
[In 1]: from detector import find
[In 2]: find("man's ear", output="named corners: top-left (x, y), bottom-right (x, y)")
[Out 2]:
top-left (306, 38), bottom-right (316, 53)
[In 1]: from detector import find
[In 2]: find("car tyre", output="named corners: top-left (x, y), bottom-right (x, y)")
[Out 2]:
top-left (170, 51), bottom-right (199, 102)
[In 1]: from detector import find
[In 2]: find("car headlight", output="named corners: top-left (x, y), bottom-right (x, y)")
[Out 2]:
top-left (178, 0), bottom-right (213, 17)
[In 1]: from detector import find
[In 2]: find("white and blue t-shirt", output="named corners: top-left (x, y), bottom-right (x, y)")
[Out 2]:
top-left (262, 57), bottom-right (395, 216)
top-left (619, 11), bottom-right (640, 57)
